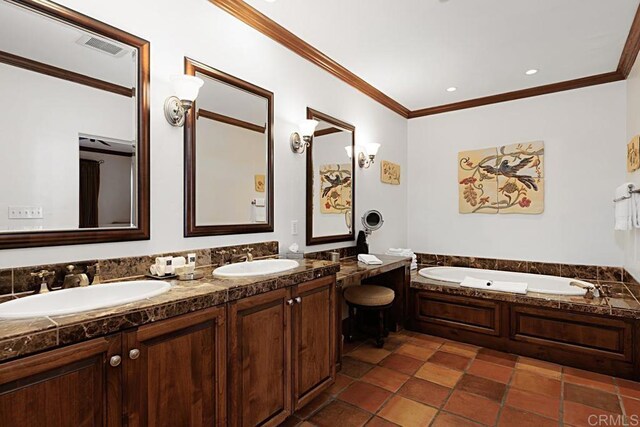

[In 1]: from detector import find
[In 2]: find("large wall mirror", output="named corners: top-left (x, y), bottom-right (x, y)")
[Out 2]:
top-left (306, 108), bottom-right (356, 245)
top-left (0, 0), bottom-right (150, 249)
top-left (184, 58), bottom-right (274, 236)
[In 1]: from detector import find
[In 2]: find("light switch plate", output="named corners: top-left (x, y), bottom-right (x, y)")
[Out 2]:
top-left (8, 206), bottom-right (43, 219)
top-left (291, 220), bottom-right (298, 235)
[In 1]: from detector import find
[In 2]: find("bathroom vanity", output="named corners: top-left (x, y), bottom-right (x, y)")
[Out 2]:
top-left (0, 258), bottom-right (339, 427)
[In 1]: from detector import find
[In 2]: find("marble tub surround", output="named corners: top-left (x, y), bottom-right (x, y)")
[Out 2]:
top-left (416, 252), bottom-right (630, 284)
top-left (0, 241), bottom-right (280, 297)
top-left (411, 268), bottom-right (640, 319)
top-left (337, 254), bottom-right (412, 288)
top-left (0, 257), bottom-right (338, 363)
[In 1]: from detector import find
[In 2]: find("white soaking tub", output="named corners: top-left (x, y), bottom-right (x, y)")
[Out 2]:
top-left (418, 266), bottom-right (594, 296)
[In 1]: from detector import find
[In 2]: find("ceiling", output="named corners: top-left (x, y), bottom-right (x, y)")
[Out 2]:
top-left (243, 0), bottom-right (639, 112)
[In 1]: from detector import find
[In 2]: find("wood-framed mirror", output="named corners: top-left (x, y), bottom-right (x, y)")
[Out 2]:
top-left (184, 58), bottom-right (274, 237)
top-left (0, 0), bottom-right (150, 249)
top-left (306, 108), bottom-right (356, 245)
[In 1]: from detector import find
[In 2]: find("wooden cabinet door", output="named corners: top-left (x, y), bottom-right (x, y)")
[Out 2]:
top-left (0, 335), bottom-right (122, 427)
top-left (124, 306), bottom-right (226, 427)
top-left (228, 287), bottom-right (292, 427)
top-left (292, 276), bottom-right (336, 410)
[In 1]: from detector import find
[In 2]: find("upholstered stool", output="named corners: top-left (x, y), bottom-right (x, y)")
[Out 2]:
top-left (343, 285), bottom-right (395, 348)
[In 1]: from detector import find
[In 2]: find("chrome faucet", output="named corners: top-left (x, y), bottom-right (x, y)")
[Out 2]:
top-left (30, 270), bottom-right (54, 294)
top-left (62, 265), bottom-right (90, 289)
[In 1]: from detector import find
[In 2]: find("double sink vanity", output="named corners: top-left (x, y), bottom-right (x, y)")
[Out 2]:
top-left (0, 248), bottom-right (411, 427)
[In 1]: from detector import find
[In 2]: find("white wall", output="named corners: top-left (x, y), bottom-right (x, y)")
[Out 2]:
top-left (408, 82), bottom-right (627, 266)
top-left (625, 60), bottom-right (640, 278)
top-left (195, 120), bottom-right (267, 225)
top-left (0, 64), bottom-right (134, 232)
top-left (0, 0), bottom-right (408, 268)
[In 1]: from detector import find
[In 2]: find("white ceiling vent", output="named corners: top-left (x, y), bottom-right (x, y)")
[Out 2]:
top-left (76, 35), bottom-right (127, 58)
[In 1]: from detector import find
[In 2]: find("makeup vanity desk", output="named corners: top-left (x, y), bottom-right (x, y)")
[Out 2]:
top-left (335, 255), bottom-right (413, 364)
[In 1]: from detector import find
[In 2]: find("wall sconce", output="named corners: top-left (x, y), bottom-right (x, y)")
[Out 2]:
top-left (358, 142), bottom-right (381, 168)
top-left (164, 74), bottom-right (204, 127)
top-left (290, 119), bottom-right (319, 154)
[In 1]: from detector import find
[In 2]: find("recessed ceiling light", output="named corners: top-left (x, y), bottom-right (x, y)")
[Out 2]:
top-left (525, 69), bottom-right (539, 75)
top-left (446, 87), bottom-right (457, 92)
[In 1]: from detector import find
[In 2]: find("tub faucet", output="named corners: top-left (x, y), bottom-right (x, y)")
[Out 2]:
top-left (569, 281), bottom-right (599, 299)
top-left (30, 270), bottom-right (54, 294)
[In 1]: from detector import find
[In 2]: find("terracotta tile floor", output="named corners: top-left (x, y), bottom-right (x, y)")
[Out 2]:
top-left (282, 330), bottom-right (640, 426)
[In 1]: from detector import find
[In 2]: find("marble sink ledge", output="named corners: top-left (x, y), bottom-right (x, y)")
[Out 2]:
top-left (0, 258), bottom-right (339, 363)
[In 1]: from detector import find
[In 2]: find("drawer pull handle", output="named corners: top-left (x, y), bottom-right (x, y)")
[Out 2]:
top-left (109, 355), bottom-right (122, 367)
top-left (286, 299), bottom-right (294, 306)
top-left (129, 349), bottom-right (140, 360)
top-left (294, 297), bottom-right (302, 304)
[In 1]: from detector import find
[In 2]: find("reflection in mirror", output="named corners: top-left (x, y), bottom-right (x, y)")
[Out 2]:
top-left (0, 0), bottom-right (149, 248)
top-left (306, 108), bottom-right (356, 245)
top-left (185, 59), bottom-right (273, 236)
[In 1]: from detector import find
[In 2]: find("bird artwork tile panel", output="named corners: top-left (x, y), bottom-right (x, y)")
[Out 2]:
top-left (320, 163), bottom-right (352, 214)
top-left (458, 141), bottom-right (544, 214)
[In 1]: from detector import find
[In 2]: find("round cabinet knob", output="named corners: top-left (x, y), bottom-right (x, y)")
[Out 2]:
top-left (109, 355), bottom-right (122, 367)
top-left (129, 349), bottom-right (140, 360)
top-left (294, 297), bottom-right (302, 304)
top-left (286, 299), bottom-right (294, 306)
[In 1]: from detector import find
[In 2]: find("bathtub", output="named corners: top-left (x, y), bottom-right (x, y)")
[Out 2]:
top-left (418, 266), bottom-right (594, 296)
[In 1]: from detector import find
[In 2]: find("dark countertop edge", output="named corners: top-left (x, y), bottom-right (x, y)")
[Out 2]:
top-left (410, 274), bottom-right (640, 320)
top-left (336, 255), bottom-right (412, 285)
top-left (0, 261), bottom-right (340, 363)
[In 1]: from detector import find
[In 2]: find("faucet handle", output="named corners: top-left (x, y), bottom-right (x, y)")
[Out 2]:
top-left (242, 246), bottom-right (254, 253)
top-left (66, 264), bottom-right (76, 274)
top-left (30, 269), bottom-right (54, 279)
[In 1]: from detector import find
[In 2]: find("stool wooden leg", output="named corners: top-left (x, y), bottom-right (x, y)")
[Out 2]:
top-left (376, 309), bottom-right (385, 348)
top-left (347, 305), bottom-right (356, 343)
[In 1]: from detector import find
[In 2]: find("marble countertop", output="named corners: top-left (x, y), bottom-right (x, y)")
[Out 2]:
top-left (336, 254), bottom-right (412, 287)
top-left (411, 267), bottom-right (640, 320)
top-left (0, 258), bottom-right (339, 363)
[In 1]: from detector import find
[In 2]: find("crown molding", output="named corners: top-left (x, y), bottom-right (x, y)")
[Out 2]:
top-left (209, 0), bottom-right (410, 118)
top-left (210, 0), bottom-right (640, 118)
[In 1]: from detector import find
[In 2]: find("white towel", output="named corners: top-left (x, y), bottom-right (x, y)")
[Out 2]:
top-left (358, 254), bottom-right (383, 265)
top-left (460, 276), bottom-right (528, 295)
top-left (385, 248), bottom-right (418, 270)
top-left (615, 183), bottom-right (634, 231)
top-left (252, 199), bottom-right (266, 223)
top-left (633, 190), bottom-right (640, 229)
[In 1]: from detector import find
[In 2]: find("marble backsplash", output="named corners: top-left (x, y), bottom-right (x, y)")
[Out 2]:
top-left (0, 241), bottom-right (279, 297)
top-left (415, 252), bottom-right (636, 285)
top-left (304, 246), bottom-right (358, 261)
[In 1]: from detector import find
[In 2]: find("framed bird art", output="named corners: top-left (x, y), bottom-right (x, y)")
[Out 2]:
top-left (458, 141), bottom-right (544, 214)
top-left (319, 163), bottom-right (352, 214)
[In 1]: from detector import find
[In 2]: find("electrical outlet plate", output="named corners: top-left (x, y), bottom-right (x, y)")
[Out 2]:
top-left (8, 206), bottom-right (43, 219)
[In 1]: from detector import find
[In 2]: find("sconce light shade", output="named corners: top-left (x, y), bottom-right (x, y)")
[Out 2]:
top-left (345, 146), bottom-right (353, 159)
top-left (170, 75), bottom-right (204, 102)
top-left (358, 142), bottom-right (381, 169)
top-left (290, 119), bottom-right (319, 154)
top-left (165, 74), bottom-right (204, 127)
top-left (364, 142), bottom-right (381, 157)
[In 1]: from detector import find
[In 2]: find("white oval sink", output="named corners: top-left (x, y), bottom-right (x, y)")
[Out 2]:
top-left (0, 280), bottom-right (171, 319)
top-left (213, 259), bottom-right (299, 278)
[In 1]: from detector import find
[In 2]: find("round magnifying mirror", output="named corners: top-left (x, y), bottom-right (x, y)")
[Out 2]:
top-left (362, 210), bottom-right (383, 233)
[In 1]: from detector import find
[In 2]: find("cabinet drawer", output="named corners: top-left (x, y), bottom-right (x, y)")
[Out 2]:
top-left (510, 306), bottom-right (633, 361)
top-left (414, 292), bottom-right (501, 336)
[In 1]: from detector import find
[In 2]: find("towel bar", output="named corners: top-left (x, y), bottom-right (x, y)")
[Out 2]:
top-left (613, 184), bottom-right (640, 202)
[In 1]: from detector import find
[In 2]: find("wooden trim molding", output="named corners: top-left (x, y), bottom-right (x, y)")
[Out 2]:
top-left (0, 50), bottom-right (134, 97)
top-left (618, 4), bottom-right (640, 78)
top-left (314, 127), bottom-right (343, 137)
top-left (408, 71), bottom-right (625, 118)
top-left (208, 0), bottom-right (410, 118)
top-left (79, 146), bottom-right (135, 158)
top-left (197, 108), bottom-right (266, 133)
top-left (210, 0), bottom-right (640, 118)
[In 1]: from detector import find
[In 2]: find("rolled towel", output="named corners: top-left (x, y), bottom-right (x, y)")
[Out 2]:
top-left (615, 183), bottom-right (633, 231)
top-left (358, 254), bottom-right (383, 265)
top-left (633, 190), bottom-right (640, 228)
top-left (461, 276), bottom-right (528, 295)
